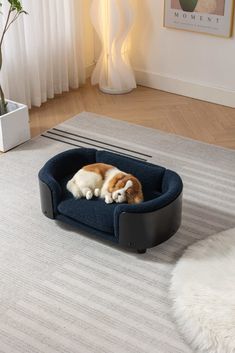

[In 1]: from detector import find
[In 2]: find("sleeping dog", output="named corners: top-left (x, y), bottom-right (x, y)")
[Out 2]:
top-left (67, 163), bottom-right (143, 205)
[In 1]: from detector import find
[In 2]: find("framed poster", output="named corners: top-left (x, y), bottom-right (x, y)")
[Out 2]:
top-left (164, 0), bottom-right (234, 37)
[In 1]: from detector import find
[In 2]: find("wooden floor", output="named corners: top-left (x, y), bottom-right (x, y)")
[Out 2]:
top-left (30, 81), bottom-right (235, 150)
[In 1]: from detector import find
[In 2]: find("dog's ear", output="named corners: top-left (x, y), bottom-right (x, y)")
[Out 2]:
top-left (126, 189), bottom-right (143, 204)
top-left (126, 177), bottom-right (143, 204)
top-left (133, 194), bottom-right (143, 204)
top-left (124, 180), bottom-right (133, 190)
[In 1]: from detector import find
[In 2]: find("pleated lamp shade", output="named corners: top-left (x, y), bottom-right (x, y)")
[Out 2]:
top-left (90, 0), bottom-right (136, 94)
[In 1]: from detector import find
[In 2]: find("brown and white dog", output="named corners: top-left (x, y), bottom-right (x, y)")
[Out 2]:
top-left (67, 163), bottom-right (143, 205)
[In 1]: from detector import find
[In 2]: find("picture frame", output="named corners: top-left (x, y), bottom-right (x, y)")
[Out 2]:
top-left (164, 0), bottom-right (234, 37)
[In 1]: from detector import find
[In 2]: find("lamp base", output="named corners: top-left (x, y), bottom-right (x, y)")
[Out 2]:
top-left (99, 86), bottom-right (134, 95)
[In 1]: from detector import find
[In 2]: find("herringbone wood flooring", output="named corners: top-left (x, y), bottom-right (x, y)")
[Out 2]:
top-left (30, 81), bottom-right (235, 149)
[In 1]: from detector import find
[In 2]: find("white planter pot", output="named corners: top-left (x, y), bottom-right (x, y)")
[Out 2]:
top-left (0, 100), bottom-right (30, 152)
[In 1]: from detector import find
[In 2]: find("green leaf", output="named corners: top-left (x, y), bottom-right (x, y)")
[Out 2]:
top-left (8, 0), bottom-right (23, 12)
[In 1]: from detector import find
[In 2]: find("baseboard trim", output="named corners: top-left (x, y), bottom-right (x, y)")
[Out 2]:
top-left (134, 68), bottom-right (235, 108)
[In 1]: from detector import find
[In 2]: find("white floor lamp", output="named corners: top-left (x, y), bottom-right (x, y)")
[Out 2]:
top-left (90, 0), bottom-right (136, 94)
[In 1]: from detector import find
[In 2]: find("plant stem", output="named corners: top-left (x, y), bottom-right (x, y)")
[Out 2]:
top-left (0, 5), bottom-right (12, 48)
top-left (0, 47), bottom-right (7, 115)
top-left (5, 12), bottom-right (20, 32)
top-left (0, 3), bottom-right (27, 116)
top-left (0, 5), bottom-right (13, 115)
top-left (0, 84), bottom-right (7, 115)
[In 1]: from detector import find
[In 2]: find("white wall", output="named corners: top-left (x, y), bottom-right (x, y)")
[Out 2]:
top-left (130, 0), bottom-right (235, 107)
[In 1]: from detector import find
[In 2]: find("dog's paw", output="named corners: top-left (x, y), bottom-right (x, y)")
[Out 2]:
top-left (112, 191), bottom-right (117, 201)
top-left (105, 195), bottom-right (113, 204)
top-left (86, 190), bottom-right (93, 200)
top-left (94, 188), bottom-right (100, 197)
top-left (74, 192), bottom-right (82, 199)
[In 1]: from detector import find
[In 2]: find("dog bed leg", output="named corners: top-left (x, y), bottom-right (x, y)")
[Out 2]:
top-left (137, 249), bottom-right (146, 254)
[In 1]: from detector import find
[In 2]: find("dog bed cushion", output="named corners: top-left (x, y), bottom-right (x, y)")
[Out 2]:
top-left (58, 198), bottom-right (117, 235)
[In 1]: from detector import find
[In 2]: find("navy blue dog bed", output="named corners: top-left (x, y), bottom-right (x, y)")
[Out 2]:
top-left (38, 148), bottom-right (183, 253)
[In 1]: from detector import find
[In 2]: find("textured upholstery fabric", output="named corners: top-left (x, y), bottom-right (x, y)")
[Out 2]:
top-left (38, 148), bottom-right (183, 240)
top-left (58, 174), bottom-right (118, 235)
top-left (39, 148), bottom-right (96, 214)
top-left (96, 150), bottom-right (165, 196)
top-left (58, 199), bottom-right (117, 235)
top-left (113, 168), bottom-right (183, 236)
top-left (57, 214), bottom-right (119, 243)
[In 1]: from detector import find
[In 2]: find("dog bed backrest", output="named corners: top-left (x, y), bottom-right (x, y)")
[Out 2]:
top-left (96, 150), bottom-right (165, 193)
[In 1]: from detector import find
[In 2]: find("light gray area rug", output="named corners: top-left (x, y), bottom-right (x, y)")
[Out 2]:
top-left (0, 111), bottom-right (235, 353)
top-left (170, 228), bottom-right (235, 353)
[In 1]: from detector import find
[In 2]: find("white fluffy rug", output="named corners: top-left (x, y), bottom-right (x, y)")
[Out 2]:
top-left (170, 228), bottom-right (235, 353)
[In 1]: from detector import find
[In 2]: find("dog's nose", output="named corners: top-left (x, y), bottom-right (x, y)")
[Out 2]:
top-left (118, 192), bottom-right (122, 196)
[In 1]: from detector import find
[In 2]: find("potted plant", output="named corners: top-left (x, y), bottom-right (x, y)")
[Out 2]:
top-left (179, 0), bottom-right (198, 12)
top-left (0, 0), bottom-right (30, 152)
